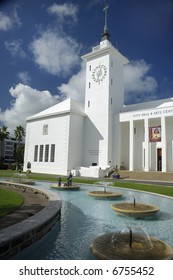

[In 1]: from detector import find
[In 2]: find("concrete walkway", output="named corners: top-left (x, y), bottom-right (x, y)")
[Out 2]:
top-left (0, 185), bottom-right (48, 230)
top-left (0, 181), bottom-right (62, 259)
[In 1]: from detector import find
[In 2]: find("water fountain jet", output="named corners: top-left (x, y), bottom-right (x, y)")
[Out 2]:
top-left (90, 226), bottom-right (173, 259)
top-left (88, 182), bottom-right (123, 199)
top-left (111, 196), bottom-right (159, 218)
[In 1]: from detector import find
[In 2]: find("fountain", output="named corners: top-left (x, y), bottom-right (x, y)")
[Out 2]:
top-left (50, 174), bottom-right (80, 190)
top-left (51, 184), bottom-right (80, 190)
top-left (88, 182), bottom-right (123, 199)
top-left (111, 196), bottom-right (159, 218)
top-left (90, 225), bottom-right (173, 260)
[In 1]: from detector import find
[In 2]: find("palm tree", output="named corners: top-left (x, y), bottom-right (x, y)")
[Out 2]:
top-left (0, 126), bottom-right (10, 162)
top-left (14, 125), bottom-right (25, 169)
top-left (14, 125), bottom-right (25, 143)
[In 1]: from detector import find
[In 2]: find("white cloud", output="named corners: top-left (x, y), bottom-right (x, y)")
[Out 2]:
top-left (0, 8), bottom-right (21, 31)
top-left (0, 83), bottom-right (59, 134)
top-left (13, 5), bottom-right (22, 27)
top-left (58, 61), bottom-right (86, 102)
top-left (0, 59), bottom-right (158, 134)
top-left (124, 59), bottom-right (158, 103)
top-left (58, 59), bottom-right (158, 105)
top-left (0, 11), bottom-right (13, 31)
top-left (17, 71), bottom-right (31, 84)
top-left (30, 30), bottom-right (81, 76)
top-left (47, 3), bottom-right (78, 23)
top-left (4, 39), bottom-right (26, 58)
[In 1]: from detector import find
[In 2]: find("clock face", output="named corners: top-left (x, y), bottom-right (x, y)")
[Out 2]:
top-left (92, 64), bottom-right (107, 84)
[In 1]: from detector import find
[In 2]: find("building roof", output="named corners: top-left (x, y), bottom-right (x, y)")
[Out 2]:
top-left (26, 98), bottom-right (85, 121)
top-left (122, 97), bottom-right (173, 113)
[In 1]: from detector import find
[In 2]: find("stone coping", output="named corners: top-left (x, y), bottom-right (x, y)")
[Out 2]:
top-left (0, 181), bottom-right (62, 259)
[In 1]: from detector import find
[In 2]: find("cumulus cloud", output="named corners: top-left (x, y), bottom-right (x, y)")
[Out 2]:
top-left (58, 61), bottom-right (86, 102)
top-left (0, 83), bottom-right (59, 134)
top-left (47, 2), bottom-right (78, 23)
top-left (0, 59), bottom-right (158, 133)
top-left (4, 39), bottom-right (26, 58)
top-left (124, 59), bottom-right (158, 104)
top-left (57, 59), bottom-right (158, 105)
top-left (30, 30), bottom-right (81, 76)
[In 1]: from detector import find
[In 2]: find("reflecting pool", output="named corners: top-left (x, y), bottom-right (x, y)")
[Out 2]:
top-left (13, 181), bottom-right (173, 260)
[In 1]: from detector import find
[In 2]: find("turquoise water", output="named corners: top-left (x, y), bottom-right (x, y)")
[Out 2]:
top-left (13, 181), bottom-right (173, 260)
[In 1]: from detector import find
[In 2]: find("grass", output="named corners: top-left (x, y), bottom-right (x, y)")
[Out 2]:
top-left (0, 170), bottom-right (98, 184)
top-left (0, 188), bottom-right (24, 217)
top-left (1, 170), bottom-right (173, 197)
top-left (113, 181), bottom-right (173, 198)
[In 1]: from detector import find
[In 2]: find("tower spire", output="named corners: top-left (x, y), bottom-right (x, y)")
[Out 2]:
top-left (101, 5), bottom-right (110, 41)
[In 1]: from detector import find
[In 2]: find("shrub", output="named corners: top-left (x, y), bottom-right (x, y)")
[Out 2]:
top-left (11, 163), bottom-right (17, 170)
top-left (0, 163), bottom-right (8, 170)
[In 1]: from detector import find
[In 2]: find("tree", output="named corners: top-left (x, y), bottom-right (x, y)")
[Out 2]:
top-left (14, 125), bottom-right (25, 169)
top-left (14, 125), bottom-right (25, 143)
top-left (0, 126), bottom-right (10, 162)
top-left (14, 145), bottom-right (25, 166)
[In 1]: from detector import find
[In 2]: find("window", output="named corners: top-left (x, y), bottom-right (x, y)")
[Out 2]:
top-left (5, 146), bottom-right (13, 150)
top-left (6, 141), bottom-right (13, 145)
top-left (89, 65), bottom-right (91, 71)
top-left (111, 98), bottom-right (112, 105)
top-left (43, 124), bottom-right (48, 135)
top-left (50, 144), bottom-right (55, 162)
top-left (44, 145), bottom-right (49, 162)
top-left (34, 145), bottom-right (38, 162)
top-left (88, 100), bottom-right (90, 107)
top-left (89, 82), bottom-right (91, 88)
top-left (111, 78), bottom-right (113, 85)
top-left (111, 61), bottom-right (113, 67)
top-left (39, 145), bottom-right (44, 162)
top-left (5, 151), bottom-right (13, 155)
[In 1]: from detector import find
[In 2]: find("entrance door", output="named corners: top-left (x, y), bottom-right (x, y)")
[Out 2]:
top-left (157, 148), bottom-right (162, 171)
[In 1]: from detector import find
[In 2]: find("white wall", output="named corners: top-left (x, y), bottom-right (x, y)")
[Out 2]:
top-left (120, 122), bottom-right (129, 170)
top-left (83, 44), bottom-right (125, 169)
top-left (165, 116), bottom-right (173, 171)
top-left (83, 52), bottom-right (110, 167)
top-left (68, 112), bottom-right (84, 171)
top-left (82, 116), bottom-right (103, 167)
top-left (24, 114), bottom-right (70, 175)
top-left (133, 120), bottom-right (144, 170)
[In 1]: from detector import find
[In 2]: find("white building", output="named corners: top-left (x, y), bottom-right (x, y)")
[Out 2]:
top-left (24, 8), bottom-right (173, 177)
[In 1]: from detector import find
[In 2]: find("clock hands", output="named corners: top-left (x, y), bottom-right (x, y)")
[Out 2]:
top-left (92, 64), bottom-right (107, 84)
top-left (96, 66), bottom-right (103, 83)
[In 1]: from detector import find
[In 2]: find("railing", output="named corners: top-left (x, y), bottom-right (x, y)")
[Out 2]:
top-left (102, 166), bottom-right (115, 178)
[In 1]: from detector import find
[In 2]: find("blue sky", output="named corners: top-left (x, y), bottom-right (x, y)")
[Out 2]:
top-left (0, 0), bottom-right (173, 133)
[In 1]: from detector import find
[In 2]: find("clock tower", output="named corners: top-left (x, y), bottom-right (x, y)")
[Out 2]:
top-left (82, 6), bottom-right (129, 169)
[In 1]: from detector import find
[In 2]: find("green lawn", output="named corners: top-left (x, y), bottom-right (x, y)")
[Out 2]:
top-left (113, 181), bottom-right (173, 198)
top-left (0, 170), bottom-right (97, 184)
top-left (0, 188), bottom-right (24, 217)
top-left (1, 170), bottom-right (173, 198)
